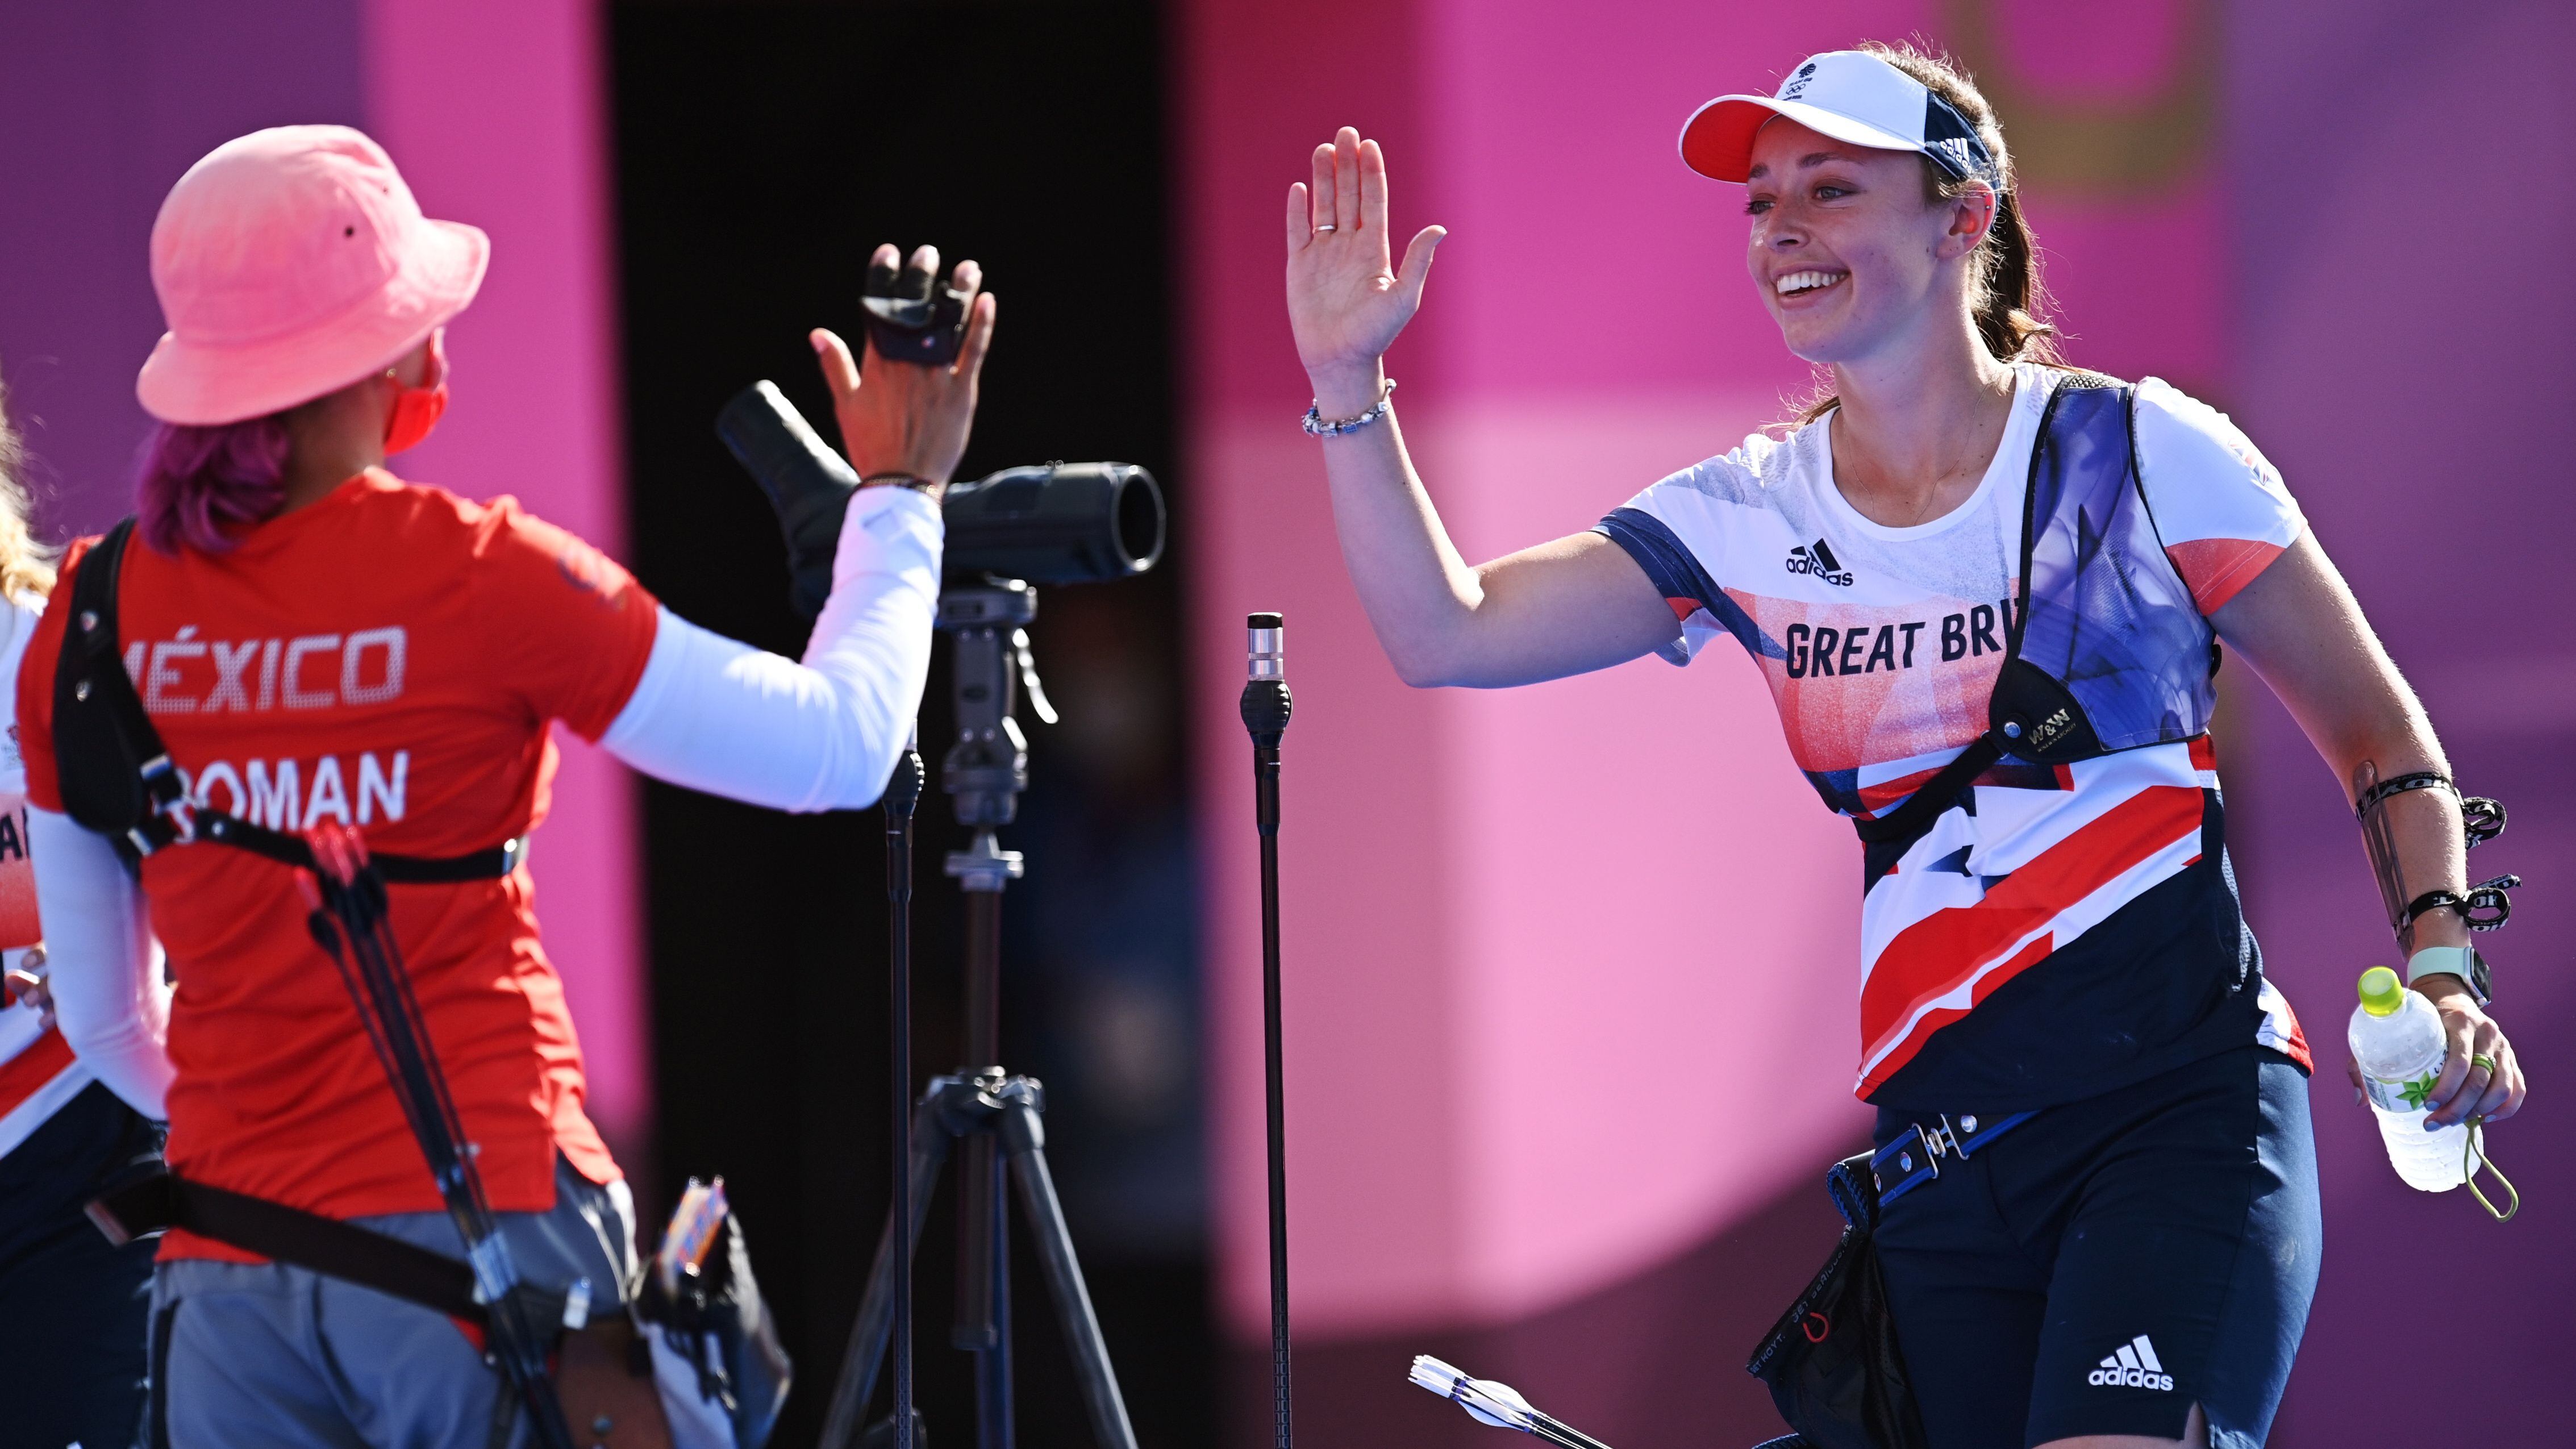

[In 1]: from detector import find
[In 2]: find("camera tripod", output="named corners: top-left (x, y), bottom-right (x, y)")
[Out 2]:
top-left (819, 579), bottom-right (1139, 1449)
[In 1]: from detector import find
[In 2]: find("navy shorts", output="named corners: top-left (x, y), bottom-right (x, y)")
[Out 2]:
top-left (0, 1081), bottom-right (159, 1449)
top-left (1872, 1046), bottom-right (2320, 1449)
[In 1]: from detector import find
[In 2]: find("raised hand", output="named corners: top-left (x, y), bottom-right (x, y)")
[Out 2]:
top-left (1286, 128), bottom-right (1445, 415)
top-left (812, 243), bottom-right (998, 491)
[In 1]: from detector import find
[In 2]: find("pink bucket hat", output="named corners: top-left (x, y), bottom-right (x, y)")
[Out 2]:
top-left (136, 125), bottom-right (487, 426)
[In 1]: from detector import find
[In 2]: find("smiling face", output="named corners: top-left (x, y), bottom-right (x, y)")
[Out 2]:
top-left (1743, 118), bottom-right (1990, 367)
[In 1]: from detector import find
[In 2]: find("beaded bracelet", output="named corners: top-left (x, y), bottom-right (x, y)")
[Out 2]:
top-left (1302, 378), bottom-right (1397, 437)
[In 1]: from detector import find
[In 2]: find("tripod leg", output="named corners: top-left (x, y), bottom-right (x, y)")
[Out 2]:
top-left (954, 888), bottom-right (1006, 1360)
top-left (820, 1098), bottom-right (957, 1449)
top-left (973, 1153), bottom-right (1015, 1449)
top-left (998, 1100), bottom-right (1139, 1449)
top-left (954, 1134), bottom-right (999, 1351)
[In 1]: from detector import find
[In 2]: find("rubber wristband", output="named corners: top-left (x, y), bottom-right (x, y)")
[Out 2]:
top-left (2406, 944), bottom-right (2490, 1005)
top-left (860, 472), bottom-right (940, 491)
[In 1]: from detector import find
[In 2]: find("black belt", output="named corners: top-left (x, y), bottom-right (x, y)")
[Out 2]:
top-left (86, 1164), bottom-right (585, 1331)
top-left (146, 805), bottom-right (525, 884)
top-left (1869, 1109), bottom-right (2038, 1207)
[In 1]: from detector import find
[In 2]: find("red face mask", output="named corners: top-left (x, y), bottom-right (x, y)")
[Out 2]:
top-left (382, 334), bottom-right (450, 456)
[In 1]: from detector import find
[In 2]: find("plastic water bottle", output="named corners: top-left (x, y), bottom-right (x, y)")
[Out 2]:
top-left (2348, 966), bottom-right (2466, 1191)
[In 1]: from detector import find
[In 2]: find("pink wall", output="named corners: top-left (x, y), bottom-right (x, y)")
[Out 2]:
top-left (2226, 2), bottom-right (2576, 1441)
top-left (1184, 0), bottom-right (2226, 1349)
top-left (362, 0), bottom-right (646, 1150)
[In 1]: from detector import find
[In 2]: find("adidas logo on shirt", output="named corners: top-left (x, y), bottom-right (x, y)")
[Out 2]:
top-left (1785, 538), bottom-right (1853, 586)
top-left (2086, 1335), bottom-right (2175, 1392)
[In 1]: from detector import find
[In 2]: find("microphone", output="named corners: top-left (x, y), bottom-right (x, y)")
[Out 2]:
top-left (1239, 610), bottom-right (1294, 1449)
top-left (1248, 612), bottom-right (1286, 684)
top-left (1241, 613), bottom-right (1290, 748)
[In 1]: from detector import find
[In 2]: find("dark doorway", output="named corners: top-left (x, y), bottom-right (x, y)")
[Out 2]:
top-left (608, 3), bottom-right (1202, 1445)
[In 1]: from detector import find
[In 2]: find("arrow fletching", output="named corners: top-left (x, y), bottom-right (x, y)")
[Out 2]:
top-left (1407, 1356), bottom-right (1618, 1449)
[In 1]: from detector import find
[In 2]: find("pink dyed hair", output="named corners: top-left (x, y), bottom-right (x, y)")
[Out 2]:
top-left (135, 415), bottom-right (290, 555)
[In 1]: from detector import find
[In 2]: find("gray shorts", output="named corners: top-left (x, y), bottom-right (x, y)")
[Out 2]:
top-left (144, 1156), bottom-right (637, 1449)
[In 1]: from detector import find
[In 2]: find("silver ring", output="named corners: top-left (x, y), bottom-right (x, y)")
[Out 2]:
top-left (1314, 224), bottom-right (1337, 234)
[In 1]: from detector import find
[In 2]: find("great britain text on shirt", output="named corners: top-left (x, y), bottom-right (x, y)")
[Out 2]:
top-left (1594, 366), bottom-right (2311, 1107)
top-left (1781, 601), bottom-right (2017, 678)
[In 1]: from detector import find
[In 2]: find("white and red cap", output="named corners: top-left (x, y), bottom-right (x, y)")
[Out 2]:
top-left (137, 125), bottom-right (486, 426)
top-left (1678, 50), bottom-right (1998, 188)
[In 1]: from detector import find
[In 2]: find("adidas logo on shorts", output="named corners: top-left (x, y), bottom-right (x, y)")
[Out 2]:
top-left (2086, 1334), bottom-right (2175, 1392)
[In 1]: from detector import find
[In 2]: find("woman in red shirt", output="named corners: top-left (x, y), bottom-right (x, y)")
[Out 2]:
top-left (28, 124), bottom-right (987, 1445)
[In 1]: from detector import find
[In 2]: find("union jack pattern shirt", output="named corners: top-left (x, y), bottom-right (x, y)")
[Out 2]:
top-left (1598, 365), bottom-right (2313, 1108)
top-left (0, 596), bottom-right (83, 1161)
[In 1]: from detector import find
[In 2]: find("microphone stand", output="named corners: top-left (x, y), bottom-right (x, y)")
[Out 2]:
top-left (884, 726), bottom-right (925, 1449)
top-left (1239, 613), bottom-right (1294, 1449)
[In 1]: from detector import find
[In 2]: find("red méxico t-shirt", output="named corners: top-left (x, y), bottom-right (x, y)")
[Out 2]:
top-left (17, 469), bottom-right (658, 1259)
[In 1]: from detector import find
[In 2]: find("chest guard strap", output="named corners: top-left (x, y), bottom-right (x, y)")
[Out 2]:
top-left (48, 517), bottom-right (521, 882)
top-left (1854, 378), bottom-right (2216, 847)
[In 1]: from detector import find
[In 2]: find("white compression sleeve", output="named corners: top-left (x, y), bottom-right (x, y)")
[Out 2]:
top-left (30, 806), bottom-right (172, 1118)
top-left (602, 484), bottom-right (943, 811)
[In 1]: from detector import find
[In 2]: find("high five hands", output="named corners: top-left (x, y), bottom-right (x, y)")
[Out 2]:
top-left (1286, 128), bottom-right (1446, 418)
top-left (812, 243), bottom-right (998, 492)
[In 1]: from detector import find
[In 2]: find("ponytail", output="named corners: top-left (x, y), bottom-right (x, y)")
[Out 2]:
top-left (1794, 41), bottom-right (2060, 425)
top-left (1975, 186), bottom-right (2057, 367)
top-left (136, 415), bottom-right (291, 556)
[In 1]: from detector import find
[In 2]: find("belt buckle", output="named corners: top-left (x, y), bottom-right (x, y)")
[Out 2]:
top-left (1889, 1114), bottom-right (1965, 1182)
top-left (1872, 1112), bottom-right (2013, 1200)
top-left (1873, 1120), bottom-right (1935, 1196)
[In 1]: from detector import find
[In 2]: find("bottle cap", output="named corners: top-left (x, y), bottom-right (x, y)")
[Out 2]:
top-left (2357, 965), bottom-right (2406, 1017)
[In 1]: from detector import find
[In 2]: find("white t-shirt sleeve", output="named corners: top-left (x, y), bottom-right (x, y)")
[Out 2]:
top-left (2133, 378), bottom-right (2306, 614)
top-left (30, 807), bottom-right (173, 1118)
top-left (600, 484), bottom-right (941, 811)
top-left (1593, 440), bottom-right (1773, 667)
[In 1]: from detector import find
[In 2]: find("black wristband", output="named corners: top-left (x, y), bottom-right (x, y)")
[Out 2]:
top-left (2354, 770), bottom-right (2454, 817)
top-left (2398, 874), bottom-right (2521, 934)
top-left (860, 472), bottom-right (940, 491)
top-left (2355, 770), bottom-right (2508, 847)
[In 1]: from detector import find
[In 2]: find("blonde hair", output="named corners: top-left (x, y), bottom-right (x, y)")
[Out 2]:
top-left (0, 373), bottom-right (59, 600)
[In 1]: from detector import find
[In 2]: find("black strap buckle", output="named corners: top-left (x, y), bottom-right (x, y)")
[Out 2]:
top-left (2356, 771), bottom-right (2508, 848)
top-left (2460, 796), bottom-right (2507, 848)
top-left (2401, 874), bottom-right (2520, 934)
top-left (126, 754), bottom-right (198, 857)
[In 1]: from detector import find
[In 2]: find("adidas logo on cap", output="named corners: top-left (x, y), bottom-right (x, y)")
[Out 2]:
top-left (2085, 1335), bottom-right (2175, 1392)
